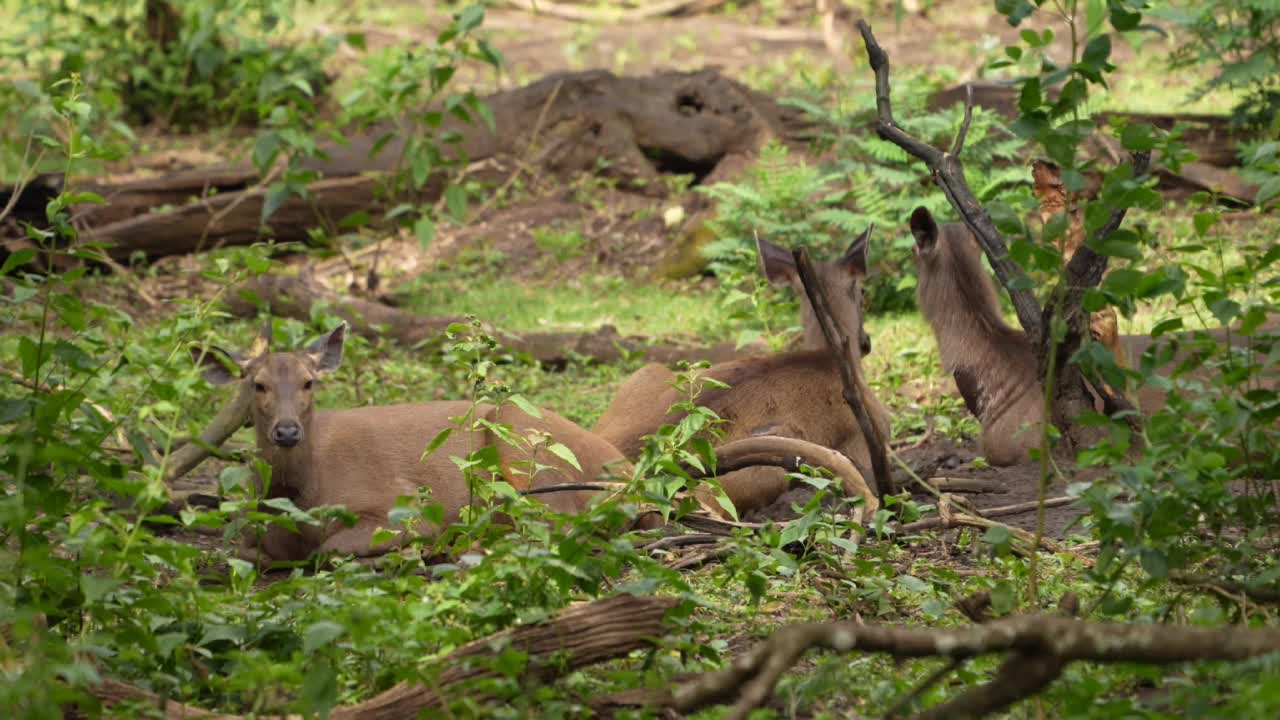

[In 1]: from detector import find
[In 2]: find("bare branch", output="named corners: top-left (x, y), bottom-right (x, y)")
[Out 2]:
top-left (950, 84), bottom-right (975, 157)
top-left (792, 244), bottom-right (894, 499)
top-left (856, 20), bottom-right (1043, 344)
top-left (672, 611), bottom-right (1280, 719)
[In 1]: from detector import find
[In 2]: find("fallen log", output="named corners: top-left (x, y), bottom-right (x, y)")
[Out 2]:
top-left (89, 593), bottom-right (678, 719)
top-left (2, 68), bottom-right (814, 265)
top-left (225, 272), bottom-right (758, 367)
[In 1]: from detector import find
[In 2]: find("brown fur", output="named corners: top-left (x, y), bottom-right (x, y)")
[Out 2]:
top-left (197, 324), bottom-right (629, 562)
top-left (910, 207), bottom-right (1043, 466)
top-left (757, 230), bottom-right (873, 355)
top-left (909, 206), bottom-right (1279, 466)
top-left (595, 233), bottom-right (891, 513)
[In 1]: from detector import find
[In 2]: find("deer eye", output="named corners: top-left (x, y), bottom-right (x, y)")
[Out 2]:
top-left (304, 380), bottom-right (314, 390)
top-left (254, 382), bottom-right (267, 393)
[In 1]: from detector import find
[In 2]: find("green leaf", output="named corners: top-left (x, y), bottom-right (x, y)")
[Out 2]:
top-left (80, 575), bottom-right (121, 604)
top-left (261, 183), bottom-right (292, 223)
top-left (507, 394), bottom-right (543, 419)
top-left (444, 184), bottom-right (467, 221)
top-left (1192, 211), bottom-right (1218, 238)
top-left (302, 621), bottom-right (346, 654)
top-left (423, 427), bottom-right (453, 458)
top-left (1139, 547), bottom-right (1169, 579)
top-left (456, 4), bottom-right (485, 32)
top-left (547, 442), bottom-right (581, 471)
top-left (1120, 123), bottom-right (1155, 151)
top-left (982, 524), bottom-right (1011, 548)
top-left (0, 248), bottom-right (36, 276)
top-left (995, 0), bottom-right (1036, 26)
top-left (1081, 33), bottom-right (1112, 69)
top-left (1108, 2), bottom-right (1141, 32)
top-left (414, 216), bottom-right (436, 249)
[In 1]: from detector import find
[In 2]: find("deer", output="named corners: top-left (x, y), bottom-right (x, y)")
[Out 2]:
top-left (193, 321), bottom-right (879, 563)
top-left (908, 205), bottom-right (1279, 466)
top-left (594, 227), bottom-right (891, 512)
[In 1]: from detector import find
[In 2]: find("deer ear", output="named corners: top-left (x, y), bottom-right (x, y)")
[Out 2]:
top-left (838, 224), bottom-right (872, 275)
top-left (307, 322), bottom-right (346, 374)
top-left (909, 207), bottom-right (939, 252)
top-left (191, 346), bottom-right (243, 386)
top-left (755, 234), bottom-right (797, 285)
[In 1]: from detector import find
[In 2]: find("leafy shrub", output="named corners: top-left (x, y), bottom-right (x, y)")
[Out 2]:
top-left (1159, 0), bottom-right (1280, 132)
top-left (9, 0), bottom-right (335, 128)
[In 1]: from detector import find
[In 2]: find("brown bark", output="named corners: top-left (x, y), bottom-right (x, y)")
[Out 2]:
top-left (89, 593), bottom-right (678, 719)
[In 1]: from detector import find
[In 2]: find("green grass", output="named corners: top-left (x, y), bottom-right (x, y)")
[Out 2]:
top-left (400, 271), bottom-right (739, 341)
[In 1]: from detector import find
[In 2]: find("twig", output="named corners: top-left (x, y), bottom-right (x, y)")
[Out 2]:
top-left (981, 496), bottom-right (1075, 519)
top-left (1170, 572), bottom-right (1280, 605)
top-left (926, 476), bottom-right (1006, 494)
top-left (791, 241), bottom-right (894, 500)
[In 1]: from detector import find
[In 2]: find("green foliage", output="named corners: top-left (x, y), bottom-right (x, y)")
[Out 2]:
top-left (1159, 0), bottom-right (1280, 132)
top-left (7, 0), bottom-right (334, 128)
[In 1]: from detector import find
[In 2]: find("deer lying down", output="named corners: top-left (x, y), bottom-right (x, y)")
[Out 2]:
top-left (595, 228), bottom-right (891, 509)
top-left (194, 322), bottom-right (877, 563)
top-left (908, 206), bottom-right (1279, 466)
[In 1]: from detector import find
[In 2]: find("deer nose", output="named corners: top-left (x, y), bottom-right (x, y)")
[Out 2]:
top-left (271, 421), bottom-right (303, 448)
top-left (860, 331), bottom-right (872, 356)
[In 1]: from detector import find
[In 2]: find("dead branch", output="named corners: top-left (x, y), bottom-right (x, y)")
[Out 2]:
top-left (1171, 573), bottom-right (1280, 605)
top-left (856, 21), bottom-right (1042, 344)
top-left (226, 272), bottom-right (750, 367)
top-left (92, 593), bottom-right (677, 719)
top-left (669, 607), bottom-right (1280, 720)
top-left (980, 496), bottom-right (1075, 519)
top-left (897, 511), bottom-right (1069, 557)
top-left (791, 241), bottom-right (894, 500)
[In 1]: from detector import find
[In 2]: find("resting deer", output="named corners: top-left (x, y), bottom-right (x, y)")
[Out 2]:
top-left (194, 322), bottom-right (877, 562)
top-left (595, 228), bottom-right (891, 511)
top-left (909, 205), bottom-right (1278, 466)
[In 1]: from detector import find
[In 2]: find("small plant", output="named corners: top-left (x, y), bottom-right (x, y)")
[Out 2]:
top-left (532, 225), bottom-right (589, 262)
top-left (1159, 0), bottom-right (1280, 132)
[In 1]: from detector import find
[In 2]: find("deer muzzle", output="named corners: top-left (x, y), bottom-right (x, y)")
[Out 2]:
top-left (270, 420), bottom-right (304, 448)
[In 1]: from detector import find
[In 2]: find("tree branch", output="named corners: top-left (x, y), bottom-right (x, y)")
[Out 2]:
top-left (671, 609), bottom-right (1280, 719)
top-left (792, 243), bottom-right (895, 500)
top-left (856, 20), bottom-right (1043, 344)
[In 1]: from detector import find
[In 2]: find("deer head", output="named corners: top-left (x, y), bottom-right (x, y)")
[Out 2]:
top-left (756, 227), bottom-right (873, 355)
top-left (193, 321), bottom-right (347, 450)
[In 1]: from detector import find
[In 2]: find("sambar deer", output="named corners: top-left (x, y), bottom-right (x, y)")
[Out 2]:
top-left (908, 205), bottom-right (1279, 466)
top-left (194, 322), bottom-right (877, 562)
top-left (594, 228), bottom-right (891, 511)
